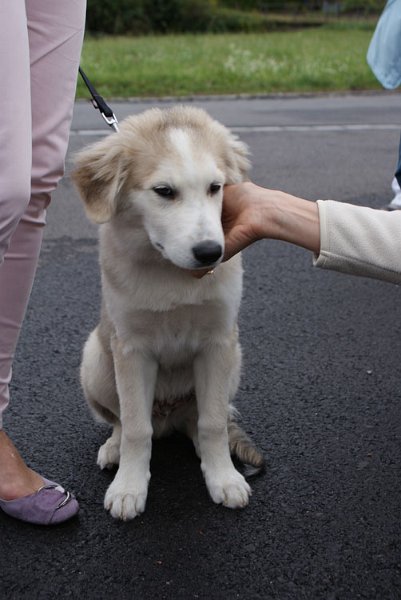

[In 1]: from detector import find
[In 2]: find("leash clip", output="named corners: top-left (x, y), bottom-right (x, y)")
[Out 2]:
top-left (101, 111), bottom-right (119, 133)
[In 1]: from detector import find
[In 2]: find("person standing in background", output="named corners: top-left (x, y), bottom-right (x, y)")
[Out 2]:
top-left (367, 0), bottom-right (401, 210)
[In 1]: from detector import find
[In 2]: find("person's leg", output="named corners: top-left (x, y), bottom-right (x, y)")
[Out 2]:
top-left (395, 133), bottom-right (401, 189)
top-left (0, 0), bottom-right (86, 505)
top-left (387, 133), bottom-right (401, 210)
top-left (0, 0), bottom-right (40, 500)
top-left (0, 201), bottom-right (47, 499)
top-left (0, 3), bottom-right (32, 266)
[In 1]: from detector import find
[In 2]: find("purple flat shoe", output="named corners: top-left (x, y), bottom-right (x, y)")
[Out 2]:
top-left (0, 478), bottom-right (79, 525)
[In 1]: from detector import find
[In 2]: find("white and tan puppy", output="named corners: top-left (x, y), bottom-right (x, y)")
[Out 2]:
top-left (73, 106), bottom-right (264, 521)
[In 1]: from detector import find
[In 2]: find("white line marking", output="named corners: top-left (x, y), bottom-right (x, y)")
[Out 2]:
top-left (70, 123), bottom-right (400, 137)
top-left (71, 129), bottom-right (110, 136)
top-left (231, 123), bottom-right (400, 133)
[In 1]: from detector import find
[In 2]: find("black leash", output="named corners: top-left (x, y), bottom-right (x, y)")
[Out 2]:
top-left (79, 67), bottom-right (119, 132)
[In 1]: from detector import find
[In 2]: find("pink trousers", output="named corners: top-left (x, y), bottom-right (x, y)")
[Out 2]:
top-left (0, 1), bottom-right (86, 428)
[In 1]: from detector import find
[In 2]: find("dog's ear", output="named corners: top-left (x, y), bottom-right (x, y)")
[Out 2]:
top-left (72, 135), bottom-right (126, 224)
top-left (223, 133), bottom-right (251, 184)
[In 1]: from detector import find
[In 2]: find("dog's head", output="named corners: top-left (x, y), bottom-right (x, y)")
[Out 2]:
top-left (72, 106), bottom-right (250, 270)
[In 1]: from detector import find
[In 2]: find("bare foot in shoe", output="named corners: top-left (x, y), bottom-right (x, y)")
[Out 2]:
top-left (0, 430), bottom-right (44, 500)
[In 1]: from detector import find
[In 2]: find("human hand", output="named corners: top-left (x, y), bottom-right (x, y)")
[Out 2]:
top-left (222, 181), bottom-right (320, 259)
top-left (222, 181), bottom-right (275, 261)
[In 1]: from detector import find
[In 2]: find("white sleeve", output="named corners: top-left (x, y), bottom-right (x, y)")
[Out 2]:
top-left (314, 200), bottom-right (401, 284)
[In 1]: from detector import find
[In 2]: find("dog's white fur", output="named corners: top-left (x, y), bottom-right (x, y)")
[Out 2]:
top-left (73, 106), bottom-right (262, 521)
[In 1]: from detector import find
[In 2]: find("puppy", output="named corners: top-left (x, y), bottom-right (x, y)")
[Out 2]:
top-left (73, 106), bottom-right (264, 521)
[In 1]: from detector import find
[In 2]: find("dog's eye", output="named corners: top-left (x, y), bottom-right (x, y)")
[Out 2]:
top-left (209, 183), bottom-right (222, 196)
top-left (153, 185), bottom-right (176, 200)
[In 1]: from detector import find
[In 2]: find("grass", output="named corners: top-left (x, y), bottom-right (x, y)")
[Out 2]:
top-left (77, 24), bottom-right (382, 99)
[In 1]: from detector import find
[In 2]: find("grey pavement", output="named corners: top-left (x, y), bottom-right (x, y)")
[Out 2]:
top-left (2, 93), bottom-right (401, 599)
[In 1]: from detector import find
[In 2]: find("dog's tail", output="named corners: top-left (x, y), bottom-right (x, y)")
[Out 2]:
top-left (228, 416), bottom-right (265, 477)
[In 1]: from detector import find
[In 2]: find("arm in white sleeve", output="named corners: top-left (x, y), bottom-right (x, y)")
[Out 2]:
top-left (314, 200), bottom-right (401, 284)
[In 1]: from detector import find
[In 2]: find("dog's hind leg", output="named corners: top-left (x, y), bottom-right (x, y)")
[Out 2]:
top-left (97, 423), bottom-right (122, 470)
top-left (81, 326), bottom-right (120, 424)
top-left (81, 327), bottom-right (122, 469)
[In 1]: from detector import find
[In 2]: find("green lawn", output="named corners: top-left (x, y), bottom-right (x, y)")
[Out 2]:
top-left (77, 26), bottom-right (381, 98)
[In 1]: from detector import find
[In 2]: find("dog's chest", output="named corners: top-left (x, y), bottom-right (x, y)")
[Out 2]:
top-left (123, 301), bottom-right (232, 367)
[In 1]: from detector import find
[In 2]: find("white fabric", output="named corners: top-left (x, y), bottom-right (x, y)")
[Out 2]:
top-left (314, 200), bottom-right (401, 284)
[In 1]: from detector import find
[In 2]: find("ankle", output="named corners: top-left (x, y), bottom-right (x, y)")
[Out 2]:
top-left (0, 430), bottom-right (44, 500)
top-left (0, 470), bottom-right (44, 501)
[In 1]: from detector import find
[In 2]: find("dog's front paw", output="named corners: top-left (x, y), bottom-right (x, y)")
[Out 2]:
top-left (97, 437), bottom-right (120, 470)
top-left (205, 469), bottom-right (251, 509)
top-left (104, 475), bottom-right (150, 520)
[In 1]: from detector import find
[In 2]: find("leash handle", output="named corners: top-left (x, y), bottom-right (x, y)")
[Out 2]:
top-left (79, 67), bottom-right (119, 132)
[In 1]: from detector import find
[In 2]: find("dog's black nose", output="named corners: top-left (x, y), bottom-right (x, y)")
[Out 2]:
top-left (192, 240), bottom-right (223, 266)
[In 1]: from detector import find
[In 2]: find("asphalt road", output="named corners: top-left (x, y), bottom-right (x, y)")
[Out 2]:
top-left (1, 93), bottom-right (401, 600)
